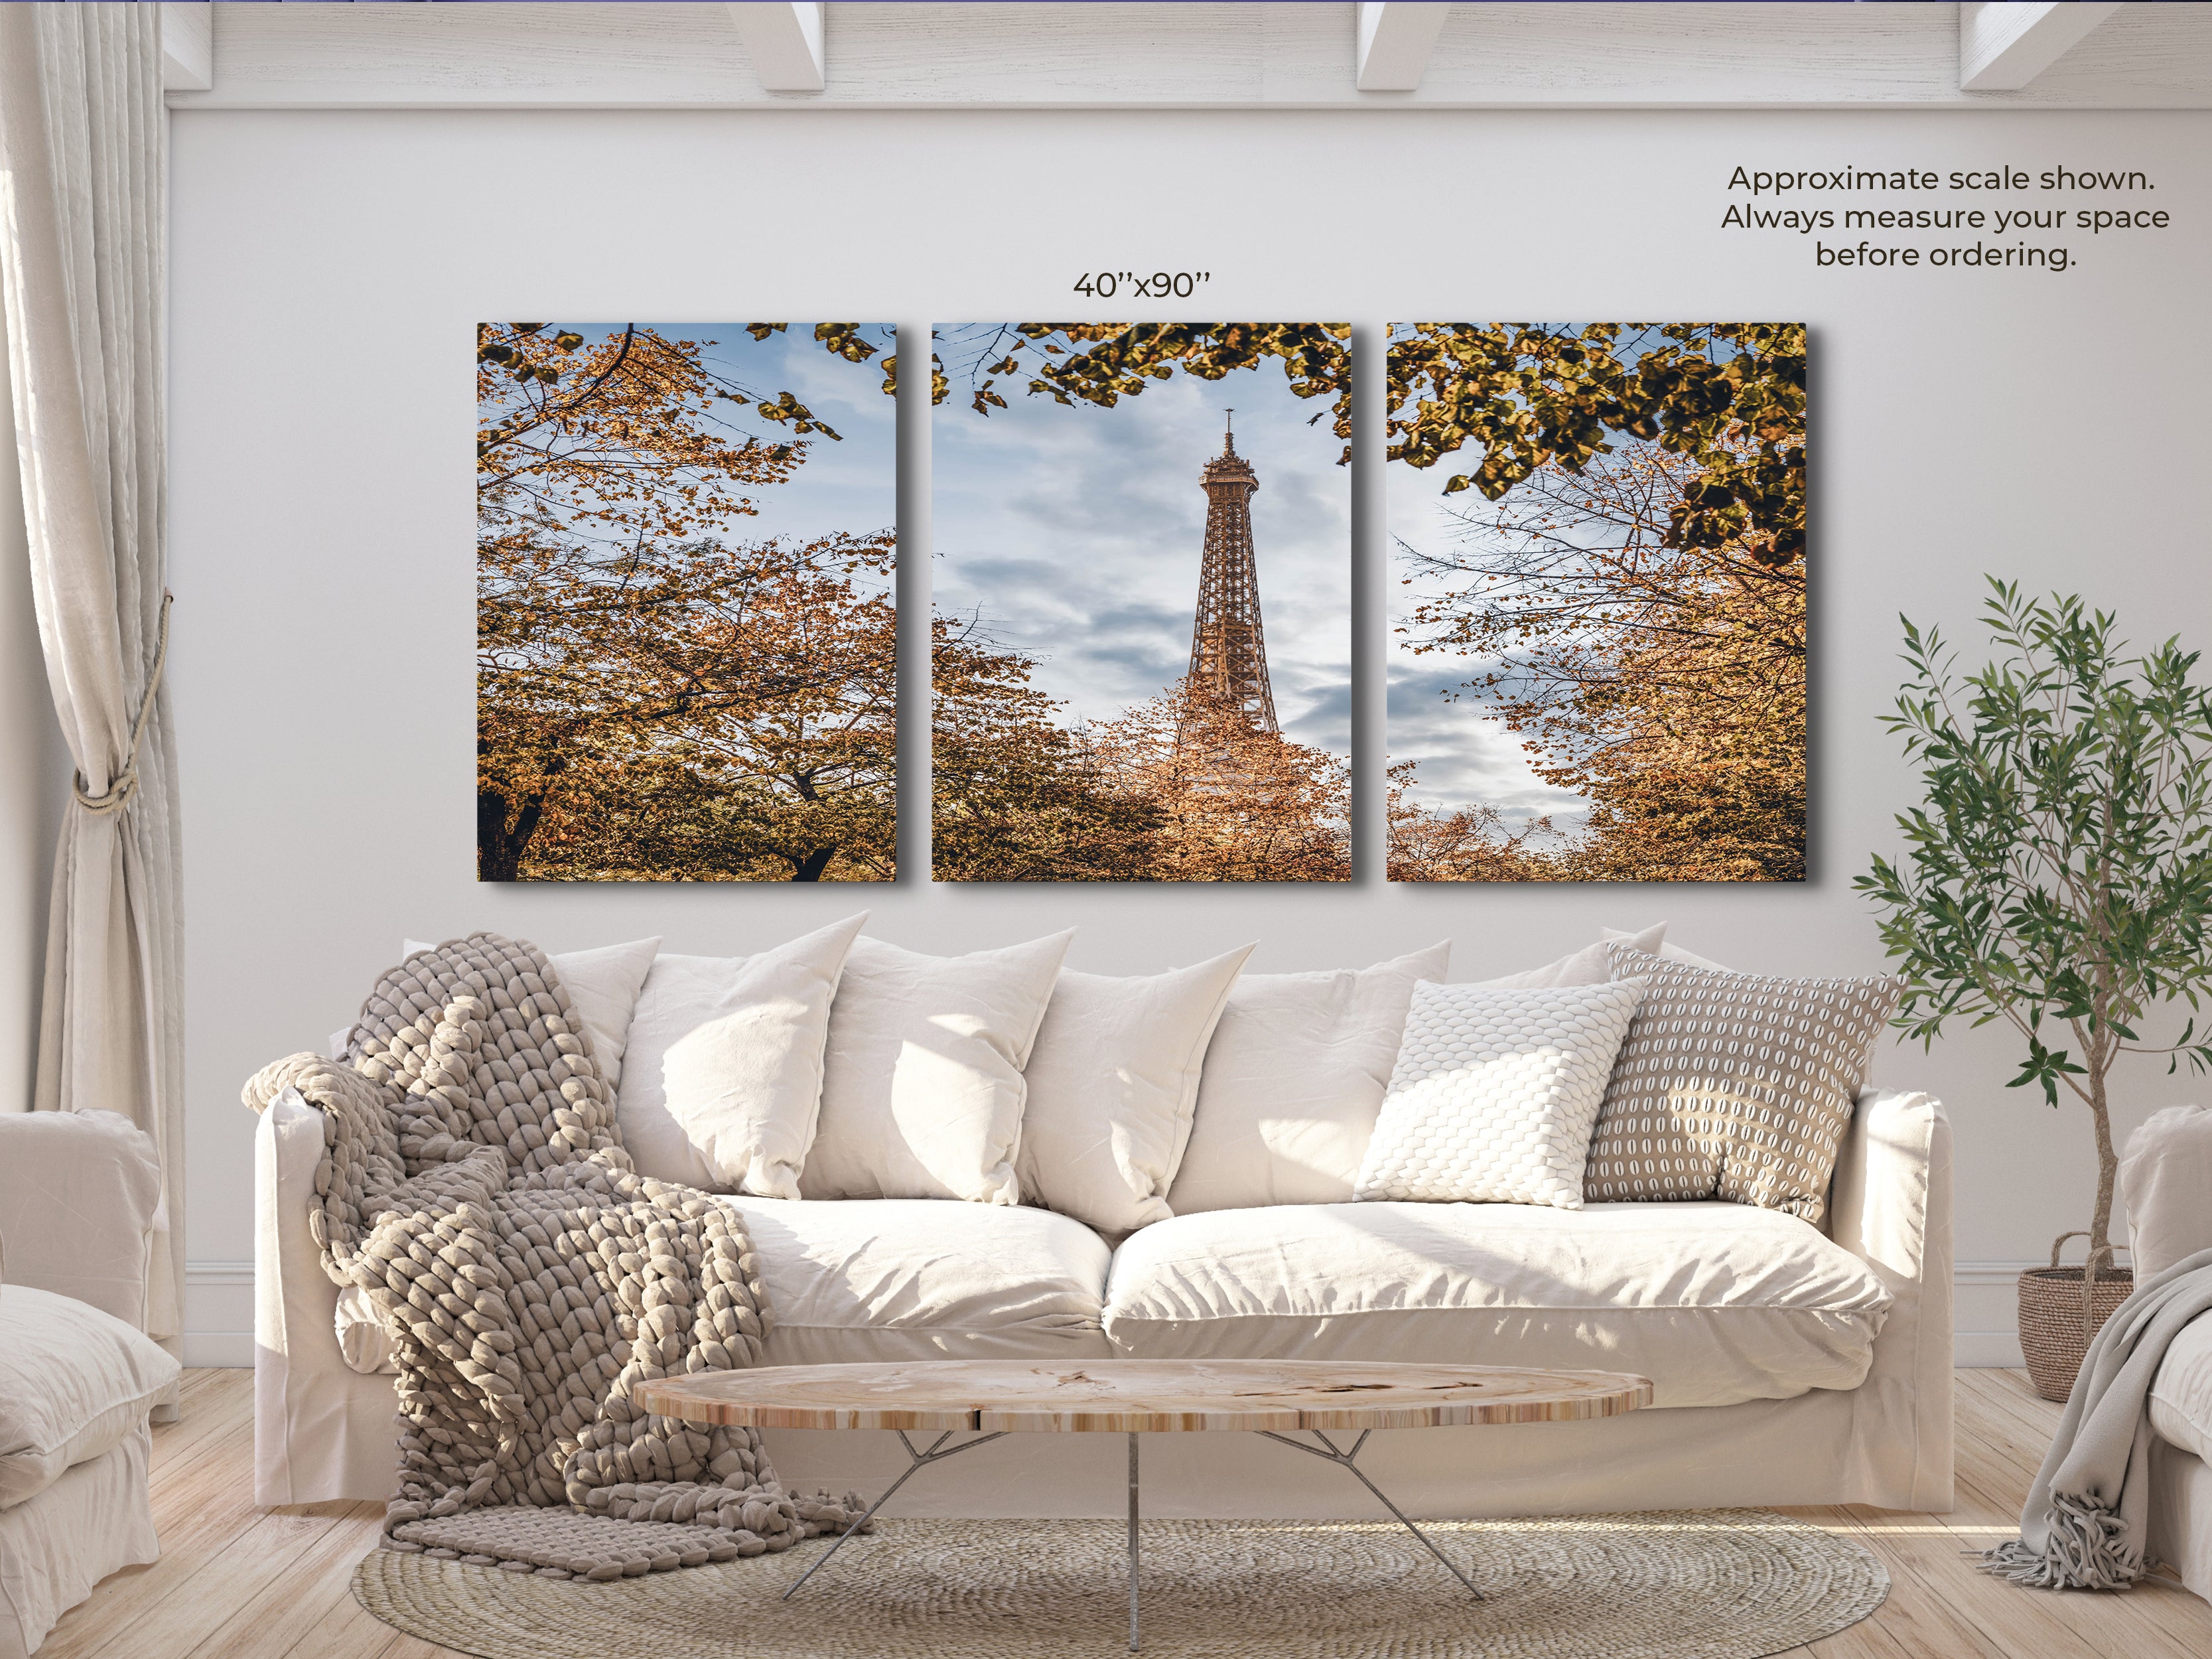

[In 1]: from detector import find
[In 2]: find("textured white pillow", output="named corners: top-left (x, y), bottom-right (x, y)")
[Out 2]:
top-left (1164, 942), bottom-right (1452, 1214)
top-left (616, 915), bottom-right (866, 1197)
top-left (1353, 979), bottom-right (1646, 1212)
top-left (801, 931), bottom-right (1075, 1204)
top-left (1016, 945), bottom-right (1256, 1236)
top-left (393, 934), bottom-right (661, 1088)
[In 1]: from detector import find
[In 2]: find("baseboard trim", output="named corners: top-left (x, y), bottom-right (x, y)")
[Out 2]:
top-left (183, 1331), bottom-right (253, 1368)
top-left (1956, 1333), bottom-right (2028, 1368)
top-left (1955, 1260), bottom-right (2044, 1284)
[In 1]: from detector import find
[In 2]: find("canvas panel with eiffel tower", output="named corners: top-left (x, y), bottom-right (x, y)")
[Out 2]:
top-left (931, 324), bottom-right (1352, 883)
top-left (1386, 322), bottom-right (1808, 885)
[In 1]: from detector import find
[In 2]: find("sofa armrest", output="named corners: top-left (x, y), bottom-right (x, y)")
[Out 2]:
top-left (0, 1109), bottom-right (162, 1331)
top-left (1827, 1087), bottom-right (1955, 1510)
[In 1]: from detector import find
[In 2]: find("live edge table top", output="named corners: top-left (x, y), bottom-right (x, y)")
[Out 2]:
top-left (633, 1360), bottom-right (1655, 1435)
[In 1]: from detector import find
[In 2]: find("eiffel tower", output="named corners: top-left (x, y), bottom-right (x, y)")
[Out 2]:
top-left (1185, 411), bottom-right (1279, 733)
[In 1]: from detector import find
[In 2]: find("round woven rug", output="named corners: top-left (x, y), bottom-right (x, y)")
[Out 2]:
top-left (353, 1510), bottom-right (1886, 1659)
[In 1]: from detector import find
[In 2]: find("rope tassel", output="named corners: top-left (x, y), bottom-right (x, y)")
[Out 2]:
top-left (1981, 1490), bottom-right (2143, 1591)
top-left (74, 588), bottom-right (172, 817)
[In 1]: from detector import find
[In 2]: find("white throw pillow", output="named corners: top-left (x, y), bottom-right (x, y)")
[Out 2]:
top-left (1353, 979), bottom-right (1647, 1211)
top-left (0, 1284), bottom-right (180, 1510)
top-left (801, 931), bottom-right (1075, 1204)
top-left (1474, 923), bottom-right (1663, 989)
top-left (1016, 945), bottom-right (1257, 1236)
top-left (616, 914), bottom-right (866, 1197)
top-left (1163, 942), bottom-right (1452, 1214)
top-left (393, 934), bottom-right (661, 1088)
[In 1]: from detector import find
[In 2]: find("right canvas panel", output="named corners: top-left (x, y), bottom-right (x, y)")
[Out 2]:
top-left (1387, 323), bottom-right (1807, 883)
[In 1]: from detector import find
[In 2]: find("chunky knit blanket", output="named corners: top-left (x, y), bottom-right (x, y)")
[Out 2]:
top-left (243, 932), bottom-right (861, 1580)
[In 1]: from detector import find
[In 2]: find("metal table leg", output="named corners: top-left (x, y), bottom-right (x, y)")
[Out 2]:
top-left (1127, 1431), bottom-right (1141, 1651)
top-left (782, 1428), bottom-right (1007, 1601)
top-left (1255, 1429), bottom-right (1483, 1601)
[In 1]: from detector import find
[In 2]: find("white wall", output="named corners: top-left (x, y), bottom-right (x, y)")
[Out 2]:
top-left (0, 331), bottom-right (67, 1116)
top-left (169, 106), bottom-right (2212, 1365)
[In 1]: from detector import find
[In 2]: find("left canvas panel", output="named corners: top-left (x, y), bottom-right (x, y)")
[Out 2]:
top-left (476, 323), bottom-right (900, 882)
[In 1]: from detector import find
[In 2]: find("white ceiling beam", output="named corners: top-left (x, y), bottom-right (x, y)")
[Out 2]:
top-left (1357, 2), bottom-right (1452, 92)
top-left (728, 2), bottom-right (825, 94)
top-left (1960, 1), bottom-right (2122, 92)
top-left (161, 1), bottom-right (212, 94)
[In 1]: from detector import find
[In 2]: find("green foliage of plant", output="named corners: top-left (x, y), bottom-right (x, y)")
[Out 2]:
top-left (1857, 579), bottom-right (2212, 1308)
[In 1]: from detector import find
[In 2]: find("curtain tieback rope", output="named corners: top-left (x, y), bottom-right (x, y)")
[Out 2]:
top-left (74, 589), bottom-right (173, 818)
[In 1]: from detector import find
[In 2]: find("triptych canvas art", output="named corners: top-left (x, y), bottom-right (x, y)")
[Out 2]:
top-left (476, 322), bottom-right (1805, 886)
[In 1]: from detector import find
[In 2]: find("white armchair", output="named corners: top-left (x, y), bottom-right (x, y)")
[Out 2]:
top-left (2126, 1106), bottom-right (2212, 1604)
top-left (0, 1110), bottom-right (182, 1659)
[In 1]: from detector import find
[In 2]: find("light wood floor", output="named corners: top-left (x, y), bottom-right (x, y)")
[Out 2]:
top-left (40, 1368), bottom-right (2212, 1658)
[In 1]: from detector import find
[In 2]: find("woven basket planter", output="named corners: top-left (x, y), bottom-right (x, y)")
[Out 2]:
top-left (2018, 1232), bottom-right (2134, 1403)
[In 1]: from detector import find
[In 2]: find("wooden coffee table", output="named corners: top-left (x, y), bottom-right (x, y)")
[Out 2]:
top-left (637, 1359), bottom-right (1651, 1650)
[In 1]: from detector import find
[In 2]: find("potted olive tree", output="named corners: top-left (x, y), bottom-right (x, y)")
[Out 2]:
top-left (1858, 581), bottom-right (2212, 1401)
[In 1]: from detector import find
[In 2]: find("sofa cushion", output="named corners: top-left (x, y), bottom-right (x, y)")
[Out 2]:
top-left (1582, 946), bottom-right (1901, 1224)
top-left (1016, 946), bottom-right (1255, 1235)
top-left (802, 932), bottom-right (1073, 1204)
top-left (0, 1285), bottom-right (180, 1510)
top-left (1471, 924), bottom-right (1664, 989)
top-left (725, 1197), bottom-right (1112, 1363)
top-left (399, 936), bottom-right (660, 1090)
top-left (1353, 980), bottom-right (1645, 1212)
top-left (1166, 943), bottom-right (1451, 1214)
top-left (2152, 1314), bottom-right (2212, 1461)
top-left (617, 916), bottom-right (866, 1198)
top-left (1101, 1200), bottom-right (1891, 1409)
top-left (2123, 1106), bottom-right (2212, 1279)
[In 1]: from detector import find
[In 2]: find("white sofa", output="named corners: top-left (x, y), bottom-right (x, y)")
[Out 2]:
top-left (0, 1111), bottom-right (182, 1659)
top-left (255, 1078), bottom-right (1953, 1518)
top-left (2130, 1106), bottom-right (2212, 1603)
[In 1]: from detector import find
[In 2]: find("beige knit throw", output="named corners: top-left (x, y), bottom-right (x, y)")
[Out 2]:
top-left (243, 932), bottom-right (863, 1581)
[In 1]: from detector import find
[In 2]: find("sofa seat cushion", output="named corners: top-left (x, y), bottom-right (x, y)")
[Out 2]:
top-left (0, 1285), bottom-right (180, 1510)
top-left (1101, 1200), bottom-right (1891, 1409)
top-left (724, 1198), bottom-right (1113, 1364)
top-left (2152, 1314), bottom-right (2212, 1461)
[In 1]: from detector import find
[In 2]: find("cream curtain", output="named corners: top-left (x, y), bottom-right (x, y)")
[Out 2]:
top-left (0, 4), bottom-right (182, 1355)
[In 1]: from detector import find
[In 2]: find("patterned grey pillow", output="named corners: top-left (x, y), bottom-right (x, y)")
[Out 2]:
top-left (1584, 945), bottom-right (1901, 1223)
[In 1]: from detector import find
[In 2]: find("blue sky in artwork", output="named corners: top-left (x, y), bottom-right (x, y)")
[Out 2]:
top-left (1389, 321), bottom-right (1594, 828)
top-left (931, 326), bottom-right (1351, 760)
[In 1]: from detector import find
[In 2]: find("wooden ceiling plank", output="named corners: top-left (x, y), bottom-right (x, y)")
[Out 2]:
top-left (1357, 1), bottom-right (1452, 92)
top-left (729, 1), bottom-right (825, 94)
top-left (162, 1), bottom-right (212, 94)
top-left (1960, 1), bottom-right (2122, 92)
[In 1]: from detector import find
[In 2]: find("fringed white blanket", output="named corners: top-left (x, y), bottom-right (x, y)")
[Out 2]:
top-left (1984, 1245), bottom-right (2212, 1590)
top-left (243, 932), bottom-right (862, 1580)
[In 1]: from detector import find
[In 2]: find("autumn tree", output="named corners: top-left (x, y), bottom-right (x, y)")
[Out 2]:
top-left (1387, 323), bottom-right (1807, 882)
top-left (487, 532), bottom-right (900, 882)
top-left (1398, 440), bottom-right (1806, 881)
top-left (477, 322), bottom-right (900, 881)
top-left (935, 323), bottom-right (1354, 459)
top-left (1075, 682), bottom-right (1350, 883)
top-left (1388, 323), bottom-right (1807, 567)
top-left (930, 619), bottom-right (1164, 881)
top-left (1385, 763), bottom-right (1564, 882)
